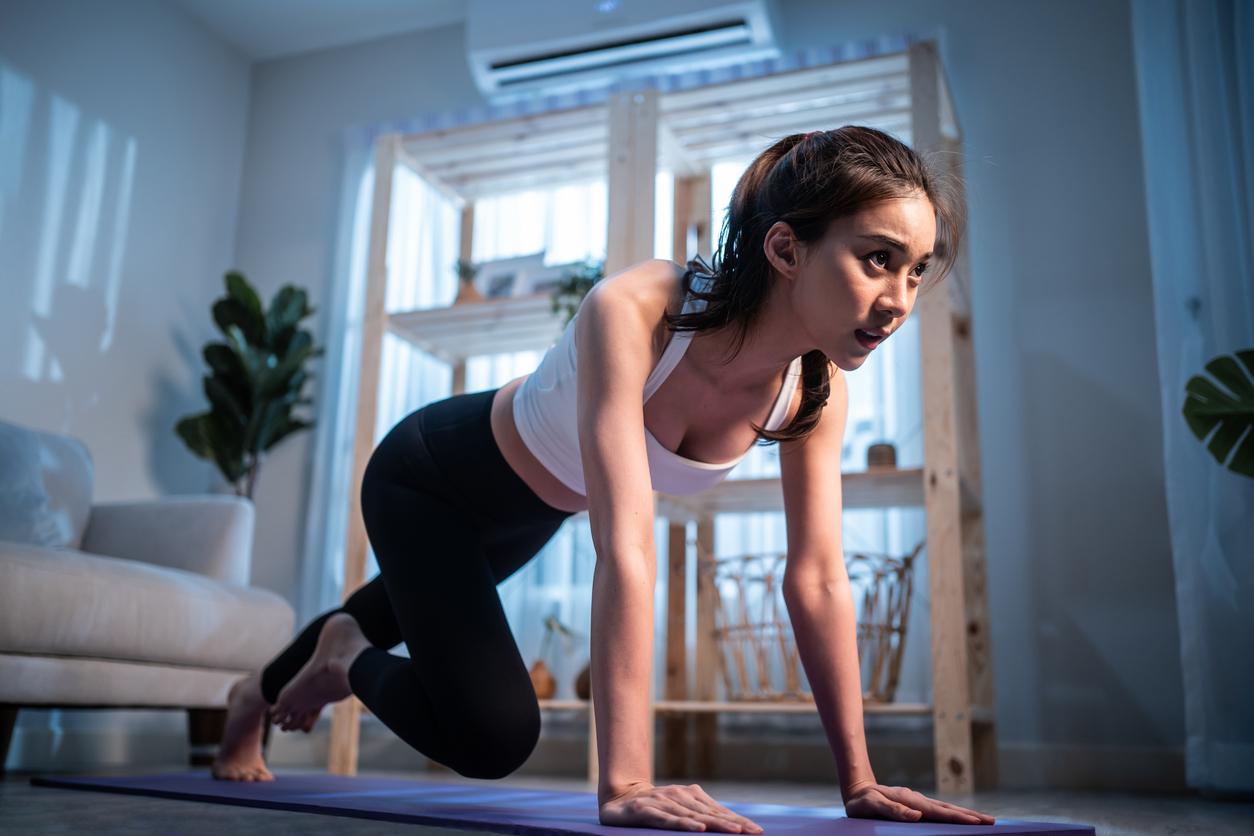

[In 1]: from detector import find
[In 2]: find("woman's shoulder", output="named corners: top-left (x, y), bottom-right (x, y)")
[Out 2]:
top-left (589, 258), bottom-right (688, 355)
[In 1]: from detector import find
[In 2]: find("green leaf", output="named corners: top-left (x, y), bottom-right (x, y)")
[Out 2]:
top-left (203, 408), bottom-right (247, 483)
top-left (175, 414), bottom-right (213, 460)
top-left (222, 325), bottom-right (267, 385)
top-left (1181, 349), bottom-right (1254, 478)
top-left (258, 333), bottom-right (315, 399)
top-left (203, 342), bottom-right (242, 377)
top-left (268, 289), bottom-right (315, 355)
top-left (243, 398), bottom-right (283, 455)
top-left (204, 375), bottom-right (247, 428)
top-left (213, 298), bottom-right (265, 346)
top-left (225, 271), bottom-right (264, 329)
top-left (287, 368), bottom-right (308, 395)
top-left (202, 343), bottom-right (251, 412)
top-left (267, 286), bottom-right (309, 337)
top-left (261, 416), bottom-right (314, 453)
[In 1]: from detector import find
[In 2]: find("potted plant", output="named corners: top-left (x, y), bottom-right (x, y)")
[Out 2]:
top-left (549, 258), bottom-right (604, 328)
top-left (453, 257), bottom-right (484, 305)
top-left (175, 271), bottom-right (322, 498)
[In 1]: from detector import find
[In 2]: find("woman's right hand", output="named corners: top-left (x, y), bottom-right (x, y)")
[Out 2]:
top-left (599, 782), bottom-right (764, 833)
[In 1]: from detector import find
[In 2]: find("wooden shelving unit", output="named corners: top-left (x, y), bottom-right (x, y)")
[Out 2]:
top-left (333, 41), bottom-right (995, 794)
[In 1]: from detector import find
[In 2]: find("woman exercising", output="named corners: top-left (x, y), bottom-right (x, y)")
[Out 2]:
top-left (212, 125), bottom-right (996, 829)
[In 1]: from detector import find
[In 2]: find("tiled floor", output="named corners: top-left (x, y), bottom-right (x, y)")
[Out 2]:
top-left (2, 769), bottom-right (1252, 835)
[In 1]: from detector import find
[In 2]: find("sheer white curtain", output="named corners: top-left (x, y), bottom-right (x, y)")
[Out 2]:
top-left (1132, 0), bottom-right (1254, 794)
top-left (296, 131), bottom-right (373, 619)
top-left (297, 145), bottom-right (461, 618)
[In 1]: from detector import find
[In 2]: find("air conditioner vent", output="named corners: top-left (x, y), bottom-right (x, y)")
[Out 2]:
top-left (466, 0), bottom-right (781, 99)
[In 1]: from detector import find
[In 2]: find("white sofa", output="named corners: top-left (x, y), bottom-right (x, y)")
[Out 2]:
top-left (0, 418), bottom-right (295, 771)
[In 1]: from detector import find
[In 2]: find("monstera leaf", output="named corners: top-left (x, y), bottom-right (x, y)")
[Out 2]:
top-left (1182, 349), bottom-right (1254, 479)
top-left (176, 271), bottom-right (322, 498)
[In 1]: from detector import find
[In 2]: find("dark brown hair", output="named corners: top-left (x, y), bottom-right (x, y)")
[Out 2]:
top-left (663, 125), bottom-right (966, 444)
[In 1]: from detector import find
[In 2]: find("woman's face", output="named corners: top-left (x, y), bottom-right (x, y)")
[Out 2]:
top-left (769, 194), bottom-right (937, 371)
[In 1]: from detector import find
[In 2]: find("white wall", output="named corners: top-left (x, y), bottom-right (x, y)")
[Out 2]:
top-left (0, 0), bottom-right (251, 771)
top-left (0, 0), bottom-right (250, 499)
top-left (235, 0), bottom-right (1181, 788)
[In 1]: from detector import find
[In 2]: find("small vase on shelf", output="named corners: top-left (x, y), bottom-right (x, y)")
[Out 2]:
top-left (530, 659), bottom-right (556, 699)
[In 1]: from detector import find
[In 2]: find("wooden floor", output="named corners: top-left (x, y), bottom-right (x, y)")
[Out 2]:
top-left (3, 769), bottom-right (1252, 835)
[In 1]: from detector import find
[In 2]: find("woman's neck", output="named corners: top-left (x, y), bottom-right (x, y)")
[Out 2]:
top-left (685, 281), bottom-right (810, 393)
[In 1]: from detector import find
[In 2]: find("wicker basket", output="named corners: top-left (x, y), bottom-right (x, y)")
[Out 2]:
top-left (704, 540), bottom-right (923, 705)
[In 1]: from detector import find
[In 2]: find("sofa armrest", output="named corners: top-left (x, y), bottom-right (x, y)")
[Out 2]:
top-left (80, 496), bottom-right (255, 586)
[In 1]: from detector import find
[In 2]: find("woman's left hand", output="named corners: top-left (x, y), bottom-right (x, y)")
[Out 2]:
top-left (843, 781), bottom-right (996, 825)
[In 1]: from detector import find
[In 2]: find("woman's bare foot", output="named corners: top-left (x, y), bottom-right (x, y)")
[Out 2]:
top-left (211, 674), bottom-right (273, 781)
top-left (270, 612), bottom-right (370, 733)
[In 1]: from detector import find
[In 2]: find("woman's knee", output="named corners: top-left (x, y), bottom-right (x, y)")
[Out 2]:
top-left (445, 701), bottom-right (542, 780)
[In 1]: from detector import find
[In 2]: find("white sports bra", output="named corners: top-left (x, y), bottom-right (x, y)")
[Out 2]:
top-left (512, 271), bottom-right (803, 496)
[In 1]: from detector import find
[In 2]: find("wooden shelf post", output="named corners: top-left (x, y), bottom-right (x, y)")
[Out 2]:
top-left (910, 40), bottom-right (996, 794)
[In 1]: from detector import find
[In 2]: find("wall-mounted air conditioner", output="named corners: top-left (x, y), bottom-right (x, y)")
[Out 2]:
top-left (465, 0), bottom-right (782, 100)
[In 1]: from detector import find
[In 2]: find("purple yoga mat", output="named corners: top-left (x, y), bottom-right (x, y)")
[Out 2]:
top-left (31, 772), bottom-right (1094, 835)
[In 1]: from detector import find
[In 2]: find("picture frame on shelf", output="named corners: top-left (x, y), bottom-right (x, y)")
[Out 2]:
top-left (475, 251), bottom-right (546, 299)
top-left (518, 259), bottom-right (583, 297)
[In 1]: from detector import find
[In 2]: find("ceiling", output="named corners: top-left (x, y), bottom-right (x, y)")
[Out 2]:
top-left (169, 0), bottom-right (467, 61)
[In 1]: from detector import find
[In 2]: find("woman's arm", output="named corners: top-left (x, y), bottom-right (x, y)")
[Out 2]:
top-left (777, 367), bottom-right (876, 798)
top-left (575, 266), bottom-right (762, 834)
top-left (779, 368), bottom-right (995, 826)
top-left (783, 578), bottom-right (875, 799)
top-left (573, 275), bottom-right (665, 804)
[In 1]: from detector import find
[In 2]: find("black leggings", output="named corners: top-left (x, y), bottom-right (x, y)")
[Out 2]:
top-left (258, 387), bottom-right (576, 779)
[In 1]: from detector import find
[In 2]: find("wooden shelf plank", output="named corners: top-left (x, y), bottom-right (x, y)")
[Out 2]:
top-left (387, 293), bottom-right (566, 361)
top-left (659, 53), bottom-right (910, 117)
top-left (685, 117), bottom-right (913, 167)
top-left (537, 699), bottom-right (591, 711)
top-left (673, 100), bottom-right (911, 150)
top-left (538, 698), bottom-right (934, 717)
top-left (654, 700), bottom-right (932, 715)
top-left (655, 468), bottom-right (924, 521)
top-left (662, 71), bottom-right (911, 131)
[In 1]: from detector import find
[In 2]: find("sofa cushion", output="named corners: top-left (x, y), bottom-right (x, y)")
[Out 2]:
top-left (0, 541), bottom-right (295, 671)
top-left (0, 418), bottom-right (93, 549)
top-left (0, 655), bottom-right (245, 707)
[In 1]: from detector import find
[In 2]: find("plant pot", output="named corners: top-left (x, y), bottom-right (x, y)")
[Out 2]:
top-left (453, 277), bottom-right (484, 305)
